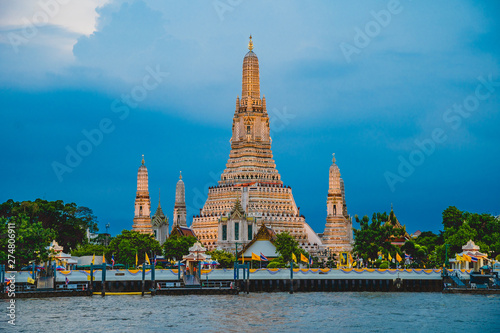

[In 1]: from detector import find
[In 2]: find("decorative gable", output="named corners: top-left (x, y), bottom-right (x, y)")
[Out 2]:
top-left (230, 199), bottom-right (245, 219)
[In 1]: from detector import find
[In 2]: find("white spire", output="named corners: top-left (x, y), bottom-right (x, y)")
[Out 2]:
top-left (173, 171), bottom-right (187, 227)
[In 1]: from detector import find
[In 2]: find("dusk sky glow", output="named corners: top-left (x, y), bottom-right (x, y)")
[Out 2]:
top-left (1, 0), bottom-right (499, 237)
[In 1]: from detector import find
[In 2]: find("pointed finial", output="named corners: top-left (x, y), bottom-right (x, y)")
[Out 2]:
top-left (179, 171), bottom-right (182, 180)
top-left (141, 154), bottom-right (145, 165)
top-left (391, 203), bottom-right (393, 211)
top-left (332, 153), bottom-right (336, 163)
top-left (248, 35), bottom-right (253, 51)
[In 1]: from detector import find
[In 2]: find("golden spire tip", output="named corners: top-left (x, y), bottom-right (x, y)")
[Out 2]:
top-left (248, 35), bottom-right (253, 51)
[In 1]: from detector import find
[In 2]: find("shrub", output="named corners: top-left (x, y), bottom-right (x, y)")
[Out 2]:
top-left (267, 257), bottom-right (286, 268)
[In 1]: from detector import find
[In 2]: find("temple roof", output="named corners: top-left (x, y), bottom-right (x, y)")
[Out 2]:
top-left (188, 242), bottom-right (207, 253)
top-left (462, 240), bottom-right (480, 251)
top-left (244, 50), bottom-right (257, 58)
top-left (153, 190), bottom-right (165, 219)
top-left (230, 199), bottom-right (245, 218)
top-left (238, 223), bottom-right (276, 257)
top-left (170, 225), bottom-right (197, 239)
top-left (385, 207), bottom-right (410, 240)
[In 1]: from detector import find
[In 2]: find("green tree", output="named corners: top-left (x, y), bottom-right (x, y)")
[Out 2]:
top-left (70, 243), bottom-right (108, 257)
top-left (162, 234), bottom-right (197, 261)
top-left (464, 212), bottom-right (500, 256)
top-left (207, 249), bottom-right (235, 268)
top-left (92, 233), bottom-right (113, 246)
top-left (274, 232), bottom-right (306, 263)
top-left (442, 206), bottom-right (464, 230)
top-left (0, 199), bottom-right (99, 253)
top-left (432, 207), bottom-right (500, 265)
top-left (353, 212), bottom-right (403, 262)
top-left (401, 240), bottom-right (427, 266)
top-left (414, 231), bottom-right (442, 254)
top-left (267, 257), bottom-right (286, 268)
top-left (0, 215), bottom-right (55, 269)
top-left (444, 222), bottom-right (477, 256)
top-left (107, 230), bottom-right (161, 266)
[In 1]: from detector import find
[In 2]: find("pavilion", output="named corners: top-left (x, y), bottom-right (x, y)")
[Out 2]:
top-left (450, 240), bottom-right (489, 271)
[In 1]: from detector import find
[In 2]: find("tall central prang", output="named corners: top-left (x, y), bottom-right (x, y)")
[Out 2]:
top-left (220, 35), bottom-right (279, 186)
top-left (191, 37), bottom-right (322, 252)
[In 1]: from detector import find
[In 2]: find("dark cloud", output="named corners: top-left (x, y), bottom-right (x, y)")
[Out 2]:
top-left (1, 0), bottom-right (499, 235)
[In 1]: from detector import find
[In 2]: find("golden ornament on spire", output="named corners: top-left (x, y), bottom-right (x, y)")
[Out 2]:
top-left (141, 154), bottom-right (145, 165)
top-left (179, 171), bottom-right (182, 180)
top-left (248, 35), bottom-right (253, 51)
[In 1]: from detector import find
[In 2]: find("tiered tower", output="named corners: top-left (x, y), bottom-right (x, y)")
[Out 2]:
top-left (173, 172), bottom-right (187, 227)
top-left (132, 155), bottom-right (153, 234)
top-left (322, 154), bottom-right (353, 253)
top-left (191, 36), bottom-right (321, 251)
top-left (152, 190), bottom-right (169, 244)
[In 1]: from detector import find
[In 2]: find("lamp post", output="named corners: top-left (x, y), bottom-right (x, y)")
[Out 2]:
top-left (105, 224), bottom-right (110, 246)
top-left (235, 242), bottom-right (240, 262)
top-left (444, 244), bottom-right (450, 268)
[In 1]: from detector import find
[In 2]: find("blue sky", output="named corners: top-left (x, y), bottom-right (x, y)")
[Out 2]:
top-left (0, 0), bottom-right (499, 237)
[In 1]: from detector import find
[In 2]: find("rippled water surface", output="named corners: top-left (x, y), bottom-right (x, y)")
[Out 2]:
top-left (4, 292), bottom-right (500, 332)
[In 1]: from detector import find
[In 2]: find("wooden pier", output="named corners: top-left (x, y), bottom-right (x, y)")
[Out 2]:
top-left (3, 267), bottom-right (447, 298)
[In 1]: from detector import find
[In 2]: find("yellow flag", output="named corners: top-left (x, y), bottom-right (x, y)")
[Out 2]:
top-left (300, 253), bottom-right (308, 263)
top-left (388, 253), bottom-right (393, 261)
top-left (145, 253), bottom-right (151, 265)
top-left (27, 277), bottom-right (35, 284)
top-left (292, 253), bottom-right (297, 263)
top-left (91, 253), bottom-right (95, 265)
top-left (396, 253), bottom-right (402, 262)
top-left (135, 252), bottom-right (138, 266)
top-left (456, 254), bottom-right (462, 262)
top-left (348, 252), bottom-right (354, 264)
top-left (463, 254), bottom-right (471, 262)
top-left (252, 252), bottom-right (261, 261)
top-left (102, 253), bottom-right (105, 264)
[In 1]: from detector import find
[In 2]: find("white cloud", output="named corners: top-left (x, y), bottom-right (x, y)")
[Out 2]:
top-left (0, 0), bottom-right (110, 35)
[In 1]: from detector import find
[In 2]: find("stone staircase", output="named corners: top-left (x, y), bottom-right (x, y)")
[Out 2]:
top-left (449, 274), bottom-right (466, 287)
top-left (183, 274), bottom-right (201, 288)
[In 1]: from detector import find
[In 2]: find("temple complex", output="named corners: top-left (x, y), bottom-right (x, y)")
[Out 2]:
top-left (132, 155), bottom-right (153, 234)
top-left (190, 36), bottom-right (322, 252)
top-left (130, 38), bottom-right (355, 257)
top-left (321, 154), bottom-right (353, 253)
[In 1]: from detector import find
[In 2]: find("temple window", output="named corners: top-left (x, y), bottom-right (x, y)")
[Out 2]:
top-left (235, 222), bottom-right (239, 241)
top-left (222, 225), bottom-right (227, 241)
top-left (248, 225), bottom-right (252, 240)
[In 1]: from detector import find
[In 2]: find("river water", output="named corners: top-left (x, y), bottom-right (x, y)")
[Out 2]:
top-left (3, 292), bottom-right (499, 332)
